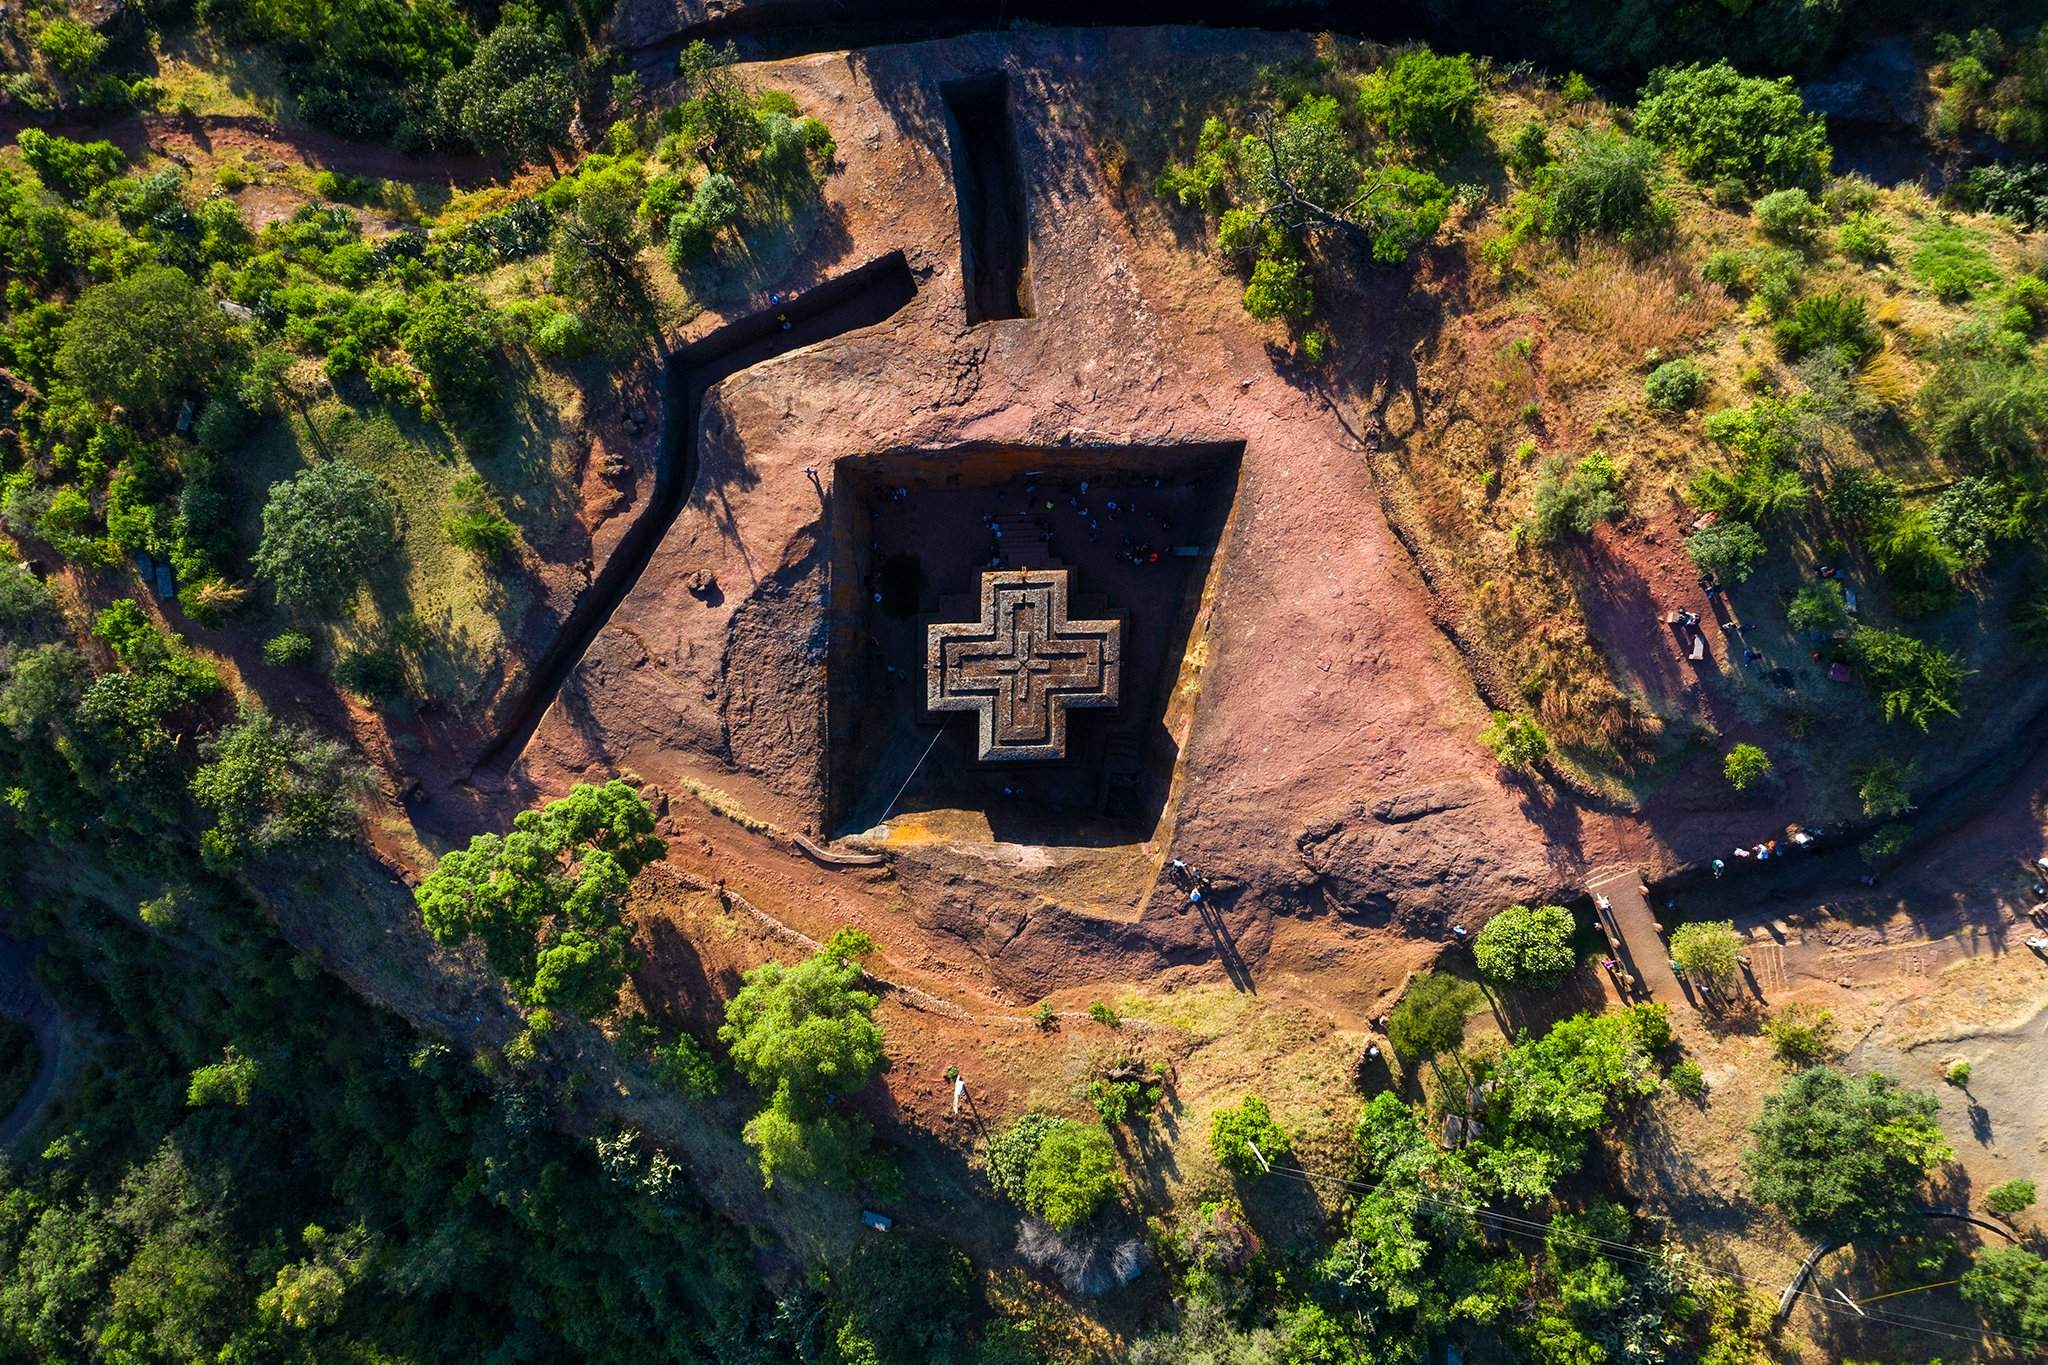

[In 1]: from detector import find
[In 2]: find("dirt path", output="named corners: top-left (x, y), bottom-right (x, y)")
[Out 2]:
top-left (1589, 866), bottom-right (1685, 1006)
top-left (0, 936), bottom-right (64, 1150)
top-left (0, 110), bottom-right (507, 190)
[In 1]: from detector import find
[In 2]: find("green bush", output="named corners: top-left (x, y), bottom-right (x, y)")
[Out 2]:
top-left (1670, 920), bottom-right (1743, 994)
top-left (1357, 48), bottom-right (1482, 157)
top-left (1985, 1178), bottom-right (2037, 1217)
top-left (1772, 290), bottom-right (1878, 366)
top-left (444, 473), bottom-right (516, 559)
top-left (985, 1112), bottom-right (1066, 1204)
top-left (191, 707), bottom-right (365, 866)
top-left (0, 560), bottom-right (56, 623)
top-left (1684, 519), bottom-right (1767, 582)
top-left (262, 630), bottom-right (316, 668)
top-left (1022, 1121), bottom-right (1121, 1231)
top-left (1473, 903), bottom-right (1576, 986)
top-left (1960, 1246), bottom-right (2048, 1339)
top-left (1209, 1094), bottom-right (1291, 1176)
top-left (1763, 1003), bottom-right (1836, 1064)
top-left (1242, 254), bottom-right (1313, 323)
top-left (1924, 475), bottom-right (2019, 568)
top-left (1528, 450), bottom-right (1625, 542)
top-left (56, 265), bottom-right (233, 420)
top-left (1909, 224), bottom-right (2003, 302)
top-left (1786, 581), bottom-right (1846, 633)
top-left (1848, 626), bottom-right (1966, 730)
top-left (1506, 117), bottom-right (1550, 177)
top-left (1917, 326), bottom-right (2048, 464)
top-left (1723, 743), bottom-right (1772, 791)
top-left (1837, 212), bottom-right (1893, 263)
top-left (1668, 1059), bottom-right (1706, 1100)
top-left (15, 128), bottom-right (124, 198)
top-left (1644, 358), bottom-right (1707, 412)
top-left (1744, 1065), bottom-right (1949, 1240)
top-left (1634, 61), bottom-right (1831, 194)
top-left (1540, 129), bottom-right (1672, 245)
top-left (1479, 711), bottom-right (1548, 769)
top-left (530, 311), bottom-right (593, 360)
top-left (35, 16), bottom-right (107, 79)
top-left (1754, 188), bottom-right (1824, 246)
top-left (334, 649), bottom-right (406, 701)
top-left (1858, 757), bottom-right (1915, 819)
top-left (665, 173), bottom-right (741, 264)
top-left (652, 1035), bottom-right (722, 1098)
top-left (401, 283), bottom-right (499, 409)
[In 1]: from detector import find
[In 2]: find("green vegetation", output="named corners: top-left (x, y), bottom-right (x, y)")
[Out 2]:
top-left (1535, 129), bottom-right (1674, 246)
top-left (1960, 1245), bottom-right (2048, 1339)
top-left (1209, 1094), bottom-right (1290, 1176)
top-left (252, 462), bottom-right (399, 611)
top-left (1685, 520), bottom-right (1768, 583)
top-left (1480, 710), bottom-right (1549, 769)
top-left (1986, 1178), bottom-right (2038, 1217)
top-left (1633, 61), bottom-right (1830, 194)
top-left (1848, 627), bottom-right (1967, 730)
top-left (1387, 971), bottom-right (1483, 1078)
top-left (415, 780), bottom-right (663, 1017)
top-left (1763, 1002), bottom-right (1837, 1064)
top-left (987, 1113), bottom-right (1121, 1231)
top-left (1473, 903), bottom-right (1575, 986)
top-left (1644, 357), bottom-right (1706, 412)
top-left (1744, 1066), bottom-right (1951, 1239)
top-left (719, 928), bottom-right (886, 1188)
top-left (1669, 920), bottom-right (1743, 994)
top-left (1722, 742), bottom-right (1772, 791)
top-left (1528, 450), bottom-right (1625, 542)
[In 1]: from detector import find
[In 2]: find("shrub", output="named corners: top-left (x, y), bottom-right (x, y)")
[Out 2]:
top-left (665, 173), bottom-right (741, 263)
top-left (1473, 904), bottom-right (1576, 987)
top-left (1634, 61), bottom-right (1831, 194)
top-left (1507, 117), bottom-right (1550, 177)
top-left (1357, 48), bottom-right (1482, 157)
top-left (263, 630), bottom-right (316, 668)
top-left (401, 283), bottom-right (498, 409)
top-left (1787, 582), bottom-right (1846, 633)
top-left (1986, 1178), bottom-right (2037, 1217)
top-left (1909, 224), bottom-right (2002, 302)
top-left (985, 1112), bottom-right (1065, 1204)
top-left (1858, 757), bottom-right (1915, 819)
top-left (1860, 822), bottom-right (1911, 867)
top-left (1242, 254), bottom-right (1314, 324)
top-left (1684, 520), bottom-right (1767, 582)
top-left (1022, 1121), bottom-right (1121, 1231)
top-left (444, 473), bottom-right (516, 559)
top-left (1387, 971), bottom-right (1484, 1073)
top-left (191, 708), bottom-right (365, 866)
top-left (435, 19), bottom-right (575, 166)
top-left (1960, 1246), bottom-right (2048, 1338)
top-left (1848, 627), bottom-right (1966, 730)
top-left (1540, 130), bottom-right (1672, 245)
top-left (1837, 212), bottom-right (1893, 263)
top-left (334, 649), bottom-right (406, 701)
top-left (1773, 290), bottom-right (1878, 366)
top-left (15, 128), bottom-right (124, 198)
top-left (1087, 1064), bottom-right (1164, 1128)
top-left (1087, 1000), bottom-right (1120, 1029)
top-left (652, 1035), bottom-right (722, 1097)
top-left (1754, 188), bottom-right (1824, 246)
top-left (1670, 920), bottom-right (1743, 994)
top-left (253, 462), bottom-right (397, 610)
top-left (1528, 450), bottom-right (1625, 542)
top-left (1479, 711), bottom-right (1548, 769)
top-left (1644, 358), bottom-right (1707, 412)
top-left (1723, 743), bottom-right (1771, 790)
top-left (1668, 1059), bottom-right (1706, 1099)
top-left (1209, 1094), bottom-right (1291, 1176)
top-left (36, 16), bottom-right (107, 79)
top-left (1917, 327), bottom-right (2048, 465)
top-left (0, 561), bottom-right (55, 623)
top-left (1764, 1003), bottom-right (1836, 1064)
top-left (1943, 1059), bottom-right (1972, 1087)
top-left (530, 311), bottom-right (592, 360)
top-left (1824, 466), bottom-right (1904, 534)
top-left (1924, 475), bottom-right (2019, 569)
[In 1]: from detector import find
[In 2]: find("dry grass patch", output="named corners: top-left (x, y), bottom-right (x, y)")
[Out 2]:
top-left (1539, 247), bottom-right (1732, 393)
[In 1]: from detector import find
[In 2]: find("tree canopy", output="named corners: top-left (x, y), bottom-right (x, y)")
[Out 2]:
top-left (251, 462), bottom-right (397, 611)
top-left (415, 780), bottom-right (663, 1018)
top-left (55, 266), bottom-right (232, 422)
top-left (1387, 971), bottom-right (1483, 1071)
top-left (435, 20), bottom-right (575, 167)
top-left (1473, 904), bottom-right (1576, 986)
top-left (1743, 1066), bottom-right (1951, 1240)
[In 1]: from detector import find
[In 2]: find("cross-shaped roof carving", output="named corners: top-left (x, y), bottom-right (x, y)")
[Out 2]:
top-left (926, 569), bottom-right (1122, 761)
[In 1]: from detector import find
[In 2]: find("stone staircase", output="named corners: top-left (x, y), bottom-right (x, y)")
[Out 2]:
top-left (991, 512), bottom-right (1056, 569)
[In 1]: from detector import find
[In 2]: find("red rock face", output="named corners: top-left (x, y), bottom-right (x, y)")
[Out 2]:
top-left (402, 28), bottom-right (1560, 1004)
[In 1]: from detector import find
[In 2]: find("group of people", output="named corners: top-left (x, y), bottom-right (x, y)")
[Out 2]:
top-left (1168, 858), bottom-right (1215, 904)
top-left (1709, 824), bottom-right (1824, 879)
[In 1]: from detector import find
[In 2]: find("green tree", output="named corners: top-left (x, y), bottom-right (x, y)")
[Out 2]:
top-left (1022, 1120), bottom-right (1120, 1231)
top-left (1848, 627), bottom-right (1967, 730)
top-left (1858, 757), bottom-right (1915, 819)
top-left (665, 173), bottom-right (741, 264)
top-left (414, 780), bottom-right (664, 1015)
top-left (1634, 61), bottom-right (1831, 193)
top-left (1387, 971), bottom-right (1483, 1079)
top-left (1209, 1094), bottom-right (1291, 1176)
top-left (1540, 129), bottom-right (1673, 245)
top-left (1486, 1009), bottom-right (1663, 1195)
top-left (190, 708), bottom-right (365, 868)
top-left (1786, 581), bottom-right (1846, 633)
top-left (1959, 1246), bottom-right (2048, 1339)
top-left (1358, 49), bottom-right (1482, 157)
top-left (1723, 743), bottom-right (1772, 790)
top-left (1744, 1066), bottom-right (1951, 1240)
top-left (1668, 920), bottom-right (1742, 994)
top-left (251, 462), bottom-right (397, 610)
top-left (35, 17), bottom-right (106, 79)
top-left (1684, 519), bottom-right (1768, 582)
top-left (435, 20), bottom-right (575, 167)
top-left (55, 267), bottom-right (232, 423)
top-left (551, 166), bottom-right (652, 349)
top-left (1473, 904), bottom-right (1576, 987)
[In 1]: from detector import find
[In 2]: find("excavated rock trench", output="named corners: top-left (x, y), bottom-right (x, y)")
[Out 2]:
top-left (473, 254), bottom-right (918, 776)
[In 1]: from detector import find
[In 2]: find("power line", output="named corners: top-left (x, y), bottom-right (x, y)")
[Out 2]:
top-left (1253, 1160), bottom-right (2039, 1352)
